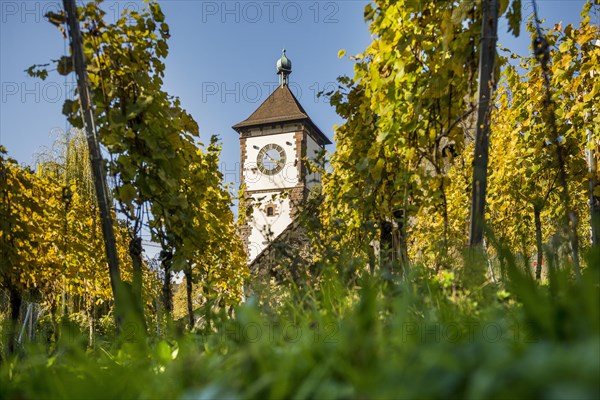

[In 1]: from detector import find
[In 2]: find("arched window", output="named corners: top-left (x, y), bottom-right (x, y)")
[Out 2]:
top-left (267, 206), bottom-right (274, 216)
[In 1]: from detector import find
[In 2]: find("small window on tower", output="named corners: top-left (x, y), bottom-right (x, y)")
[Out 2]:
top-left (267, 206), bottom-right (274, 217)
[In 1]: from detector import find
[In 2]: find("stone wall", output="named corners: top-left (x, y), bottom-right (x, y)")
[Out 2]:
top-left (249, 219), bottom-right (311, 282)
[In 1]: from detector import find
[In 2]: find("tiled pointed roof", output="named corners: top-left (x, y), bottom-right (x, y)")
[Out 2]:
top-left (233, 85), bottom-right (331, 144)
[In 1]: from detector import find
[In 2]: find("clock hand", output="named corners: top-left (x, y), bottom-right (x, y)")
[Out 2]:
top-left (264, 153), bottom-right (280, 164)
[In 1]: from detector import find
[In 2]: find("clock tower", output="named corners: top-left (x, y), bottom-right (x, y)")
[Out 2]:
top-left (233, 50), bottom-right (331, 264)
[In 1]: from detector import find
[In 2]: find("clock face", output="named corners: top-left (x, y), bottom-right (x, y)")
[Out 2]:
top-left (257, 143), bottom-right (286, 175)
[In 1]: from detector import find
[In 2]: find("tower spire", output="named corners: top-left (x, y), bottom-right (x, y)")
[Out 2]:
top-left (276, 49), bottom-right (292, 86)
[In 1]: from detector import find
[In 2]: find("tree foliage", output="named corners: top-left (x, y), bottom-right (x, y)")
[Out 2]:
top-left (1, 135), bottom-right (138, 350)
top-left (319, 0), bottom-right (597, 278)
top-left (321, 0), bottom-right (486, 269)
top-left (488, 7), bottom-right (598, 273)
top-left (28, 0), bottom-right (248, 323)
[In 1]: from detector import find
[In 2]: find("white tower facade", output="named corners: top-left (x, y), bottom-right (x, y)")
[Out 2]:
top-left (233, 51), bottom-right (331, 264)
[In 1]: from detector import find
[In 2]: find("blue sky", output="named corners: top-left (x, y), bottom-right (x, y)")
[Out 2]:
top-left (0, 0), bottom-right (593, 188)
